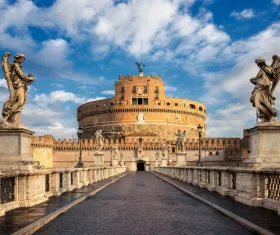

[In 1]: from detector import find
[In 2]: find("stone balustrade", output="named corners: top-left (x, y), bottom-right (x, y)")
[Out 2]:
top-left (154, 166), bottom-right (280, 215)
top-left (0, 166), bottom-right (126, 217)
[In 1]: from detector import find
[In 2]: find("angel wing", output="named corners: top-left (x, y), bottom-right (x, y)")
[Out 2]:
top-left (1, 52), bottom-right (14, 99)
top-left (270, 55), bottom-right (280, 95)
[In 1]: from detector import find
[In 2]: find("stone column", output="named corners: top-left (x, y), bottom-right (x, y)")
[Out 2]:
top-left (207, 170), bottom-right (217, 191)
top-left (50, 172), bottom-right (62, 196)
top-left (243, 124), bottom-right (280, 167)
top-left (0, 129), bottom-right (35, 170)
top-left (176, 152), bottom-right (187, 166)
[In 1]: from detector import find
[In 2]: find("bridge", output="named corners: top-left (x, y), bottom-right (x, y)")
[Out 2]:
top-left (1, 170), bottom-right (280, 235)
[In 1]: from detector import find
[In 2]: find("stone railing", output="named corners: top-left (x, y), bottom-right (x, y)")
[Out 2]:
top-left (0, 166), bottom-right (126, 216)
top-left (154, 166), bottom-right (280, 215)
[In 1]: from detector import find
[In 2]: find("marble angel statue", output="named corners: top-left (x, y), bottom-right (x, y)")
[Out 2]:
top-left (250, 55), bottom-right (280, 123)
top-left (1, 52), bottom-right (35, 128)
top-left (95, 130), bottom-right (105, 153)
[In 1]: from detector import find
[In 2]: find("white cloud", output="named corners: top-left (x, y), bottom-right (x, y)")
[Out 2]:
top-left (33, 90), bottom-right (105, 106)
top-left (34, 39), bottom-right (71, 68)
top-left (201, 23), bottom-right (280, 136)
top-left (207, 103), bottom-right (255, 137)
top-left (101, 90), bottom-right (115, 95)
top-left (0, 78), bottom-right (7, 89)
top-left (273, 0), bottom-right (280, 5)
top-left (30, 121), bottom-right (77, 139)
top-left (165, 86), bottom-right (177, 92)
top-left (34, 90), bottom-right (84, 105)
top-left (230, 9), bottom-right (255, 20)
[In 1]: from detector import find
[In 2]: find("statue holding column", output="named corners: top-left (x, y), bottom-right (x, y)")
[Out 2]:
top-left (1, 52), bottom-right (35, 129)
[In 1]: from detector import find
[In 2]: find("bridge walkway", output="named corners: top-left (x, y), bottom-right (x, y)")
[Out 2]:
top-left (36, 172), bottom-right (252, 235)
top-left (0, 174), bottom-right (125, 235)
top-left (153, 172), bottom-right (280, 235)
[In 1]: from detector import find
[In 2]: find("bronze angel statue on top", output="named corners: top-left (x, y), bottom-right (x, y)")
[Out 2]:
top-left (1, 52), bottom-right (35, 129)
top-left (250, 55), bottom-right (280, 123)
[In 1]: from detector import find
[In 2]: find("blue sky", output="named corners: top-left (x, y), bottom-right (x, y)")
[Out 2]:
top-left (0, 0), bottom-right (280, 138)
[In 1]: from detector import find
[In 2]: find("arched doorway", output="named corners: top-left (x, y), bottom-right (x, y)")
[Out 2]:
top-left (137, 160), bottom-right (145, 171)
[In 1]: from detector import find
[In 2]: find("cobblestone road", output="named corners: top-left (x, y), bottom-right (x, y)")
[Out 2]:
top-left (36, 172), bottom-right (252, 235)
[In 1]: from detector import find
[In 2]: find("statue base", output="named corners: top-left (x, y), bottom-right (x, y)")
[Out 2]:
top-left (155, 161), bottom-right (159, 167)
top-left (93, 152), bottom-right (104, 166)
top-left (0, 128), bottom-right (38, 170)
top-left (175, 152), bottom-right (187, 166)
top-left (243, 122), bottom-right (280, 167)
top-left (111, 159), bottom-right (119, 167)
top-left (161, 159), bottom-right (167, 167)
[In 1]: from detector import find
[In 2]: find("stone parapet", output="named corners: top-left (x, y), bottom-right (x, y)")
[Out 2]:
top-left (0, 166), bottom-right (126, 217)
top-left (154, 166), bottom-right (280, 215)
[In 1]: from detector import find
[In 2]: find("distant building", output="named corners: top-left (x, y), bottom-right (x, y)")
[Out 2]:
top-left (77, 74), bottom-right (206, 142)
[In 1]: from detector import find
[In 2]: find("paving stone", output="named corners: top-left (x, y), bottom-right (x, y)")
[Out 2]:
top-left (36, 172), bottom-right (252, 235)
top-left (0, 174), bottom-right (124, 235)
top-left (155, 173), bottom-right (280, 235)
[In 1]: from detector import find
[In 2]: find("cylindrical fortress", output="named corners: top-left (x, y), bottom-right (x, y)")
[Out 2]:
top-left (77, 75), bottom-right (206, 141)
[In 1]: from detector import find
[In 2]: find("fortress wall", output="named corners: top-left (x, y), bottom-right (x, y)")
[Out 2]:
top-left (32, 147), bottom-right (54, 168)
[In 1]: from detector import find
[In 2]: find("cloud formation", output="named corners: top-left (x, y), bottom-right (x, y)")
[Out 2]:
top-left (230, 9), bottom-right (255, 20)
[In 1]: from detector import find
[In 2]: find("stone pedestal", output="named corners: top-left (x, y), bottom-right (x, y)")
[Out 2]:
top-left (93, 152), bottom-right (104, 166)
top-left (176, 152), bottom-right (187, 166)
top-left (155, 161), bottom-right (159, 167)
top-left (243, 122), bottom-right (280, 167)
top-left (161, 159), bottom-right (167, 166)
top-left (111, 159), bottom-right (119, 167)
top-left (0, 128), bottom-right (39, 170)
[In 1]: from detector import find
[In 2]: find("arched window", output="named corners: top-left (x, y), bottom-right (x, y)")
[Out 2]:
top-left (139, 138), bottom-right (143, 143)
top-left (172, 147), bottom-right (175, 153)
top-left (167, 102), bottom-right (170, 106)
top-left (175, 103), bottom-right (178, 106)
top-left (199, 107), bottom-right (203, 111)
top-left (189, 104), bottom-right (196, 109)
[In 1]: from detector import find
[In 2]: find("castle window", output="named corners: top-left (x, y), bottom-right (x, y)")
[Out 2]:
top-left (132, 98), bottom-right (137, 105)
top-left (132, 98), bottom-right (149, 105)
top-left (110, 102), bottom-right (114, 105)
top-left (144, 98), bottom-right (148, 105)
top-left (182, 103), bottom-right (186, 108)
top-left (172, 147), bottom-right (175, 153)
top-left (175, 103), bottom-right (178, 106)
top-left (132, 86), bottom-right (136, 93)
top-left (155, 87), bottom-right (159, 93)
top-left (199, 107), bottom-right (203, 111)
top-left (121, 86), bottom-right (125, 93)
top-left (144, 86), bottom-right (148, 93)
top-left (139, 138), bottom-right (143, 143)
top-left (167, 102), bottom-right (170, 106)
top-left (158, 103), bottom-right (161, 105)
top-left (190, 104), bottom-right (196, 109)
top-left (210, 152), bottom-right (213, 155)
top-left (121, 94), bottom-right (124, 100)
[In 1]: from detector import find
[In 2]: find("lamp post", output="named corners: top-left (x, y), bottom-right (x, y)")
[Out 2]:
top-left (167, 144), bottom-right (171, 166)
top-left (75, 126), bottom-right (84, 168)
top-left (197, 124), bottom-right (203, 166)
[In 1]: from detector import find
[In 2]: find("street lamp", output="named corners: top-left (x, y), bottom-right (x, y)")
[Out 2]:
top-left (75, 126), bottom-right (84, 168)
top-left (197, 124), bottom-right (203, 166)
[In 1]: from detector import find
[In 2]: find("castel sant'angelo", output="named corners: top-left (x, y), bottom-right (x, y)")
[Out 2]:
top-left (32, 63), bottom-right (247, 171)
top-left (77, 66), bottom-right (206, 141)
